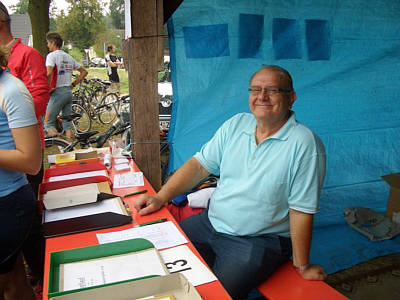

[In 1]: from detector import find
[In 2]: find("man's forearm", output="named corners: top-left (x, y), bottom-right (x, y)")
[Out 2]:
top-left (289, 209), bottom-right (313, 267)
top-left (157, 157), bottom-right (210, 204)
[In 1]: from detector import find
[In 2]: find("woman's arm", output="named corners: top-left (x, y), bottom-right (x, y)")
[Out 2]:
top-left (0, 124), bottom-right (41, 175)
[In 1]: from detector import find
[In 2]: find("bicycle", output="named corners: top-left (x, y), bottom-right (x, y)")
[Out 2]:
top-left (45, 96), bottom-right (131, 154)
top-left (73, 77), bottom-right (120, 126)
top-left (44, 96), bottom-right (171, 182)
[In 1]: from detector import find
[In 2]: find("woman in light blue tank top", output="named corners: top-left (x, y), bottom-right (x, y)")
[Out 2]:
top-left (0, 44), bottom-right (42, 300)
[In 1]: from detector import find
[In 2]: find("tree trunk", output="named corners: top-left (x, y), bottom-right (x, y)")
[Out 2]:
top-left (28, 0), bottom-right (50, 57)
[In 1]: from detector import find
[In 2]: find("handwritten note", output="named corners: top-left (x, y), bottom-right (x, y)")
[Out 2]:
top-left (160, 245), bottom-right (217, 286)
top-left (96, 221), bottom-right (188, 250)
top-left (60, 249), bottom-right (167, 292)
top-left (113, 172), bottom-right (144, 188)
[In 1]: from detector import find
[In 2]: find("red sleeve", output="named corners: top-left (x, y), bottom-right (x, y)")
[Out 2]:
top-left (9, 46), bottom-right (50, 118)
top-left (23, 50), bottom-right (50, 117)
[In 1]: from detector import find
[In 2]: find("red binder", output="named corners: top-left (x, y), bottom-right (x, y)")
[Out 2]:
top-left (39, 162), bottom-right (132, 238)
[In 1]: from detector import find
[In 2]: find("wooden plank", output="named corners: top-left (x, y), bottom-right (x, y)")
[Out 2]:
top-left (157, 0), bottom-right (165, 70)
top-left (125, 0), bottom-right (161, 191)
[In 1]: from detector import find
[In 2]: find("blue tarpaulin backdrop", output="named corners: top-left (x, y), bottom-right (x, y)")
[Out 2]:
top-left (166, 0), bottom-right (400, 273)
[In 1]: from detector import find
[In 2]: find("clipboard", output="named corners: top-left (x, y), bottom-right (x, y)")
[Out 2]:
top-left (39, 172), bottom-right (131, 238)
top-left (48, 239), bottom-right (168, 298)
top-left (42, 196), bottom-right (132, 238)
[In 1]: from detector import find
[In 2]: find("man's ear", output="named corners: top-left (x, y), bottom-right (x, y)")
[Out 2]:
top-left (288, 91), bottom-right (297, 109)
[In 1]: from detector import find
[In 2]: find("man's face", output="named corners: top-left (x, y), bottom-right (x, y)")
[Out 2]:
top-left (248, 69), bottom-right (296, 123)
top-left (46, 40), bottom-right (55, 52)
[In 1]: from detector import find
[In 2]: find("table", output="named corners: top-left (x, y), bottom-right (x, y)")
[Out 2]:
top-left (42, 159), bottom-right (231, 300)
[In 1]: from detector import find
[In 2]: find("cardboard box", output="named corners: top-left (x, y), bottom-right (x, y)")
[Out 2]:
top-left (48, 239), bottom-right (167, 298)
top-left (382, 173), bottom-right (400, 220)
top-left (49, 273), bottom-right (201, 300)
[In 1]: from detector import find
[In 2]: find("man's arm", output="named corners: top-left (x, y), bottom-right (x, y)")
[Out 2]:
top-left (289, 208), bottom-right (327, 280)
top-left (46, 65), bottom-right (53, 84)
top-left (107, 59), bottom-right (120, 68)
top-left (71, 66), bottom-right (88, 89)
top-left (134, 157), bottom-right (210, 215)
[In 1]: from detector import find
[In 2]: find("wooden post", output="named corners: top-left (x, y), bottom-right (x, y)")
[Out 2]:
top-left (125, 0), bottom-right (162, 191)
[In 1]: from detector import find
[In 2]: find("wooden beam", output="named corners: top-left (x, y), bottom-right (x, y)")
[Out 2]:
top-left (163, 0), bottom-right (184, 23)
top-left (125, 0), bottom-right (161, 191)
top-left (157, 0), bottom-right (165, 70)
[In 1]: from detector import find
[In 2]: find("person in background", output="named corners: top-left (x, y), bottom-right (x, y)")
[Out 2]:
top-left (105, 44), bottom-right (122, 94)
top-left (134, 65), bottom-right (327, 299)
top-left (44, 32), bottom-right (87, 140)
top-left (0, 1), bottom-right (49, 293)
top-left (0, 45), bottom-right (42, 300)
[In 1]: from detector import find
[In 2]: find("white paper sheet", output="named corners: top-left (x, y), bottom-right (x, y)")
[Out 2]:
top-left (113, 172), bottom-right (144, 188)
top-left (48, 170), bottom-right (108, 182)
top-left (61, 249), bottom-right (167, 292)
top-left (160, 245), bottom-right (217, 287)
top-left (44, 197), bottom-right (124, 222)
top-left (114, 163), bottom-right (130, 171)
top-left (96, 221), bottom-right (188, 250)
top-left (114, 158), bottom-right (129, 164)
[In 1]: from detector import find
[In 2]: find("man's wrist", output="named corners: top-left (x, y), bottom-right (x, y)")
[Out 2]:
top-left (293, 263), bottom-right (309, 273)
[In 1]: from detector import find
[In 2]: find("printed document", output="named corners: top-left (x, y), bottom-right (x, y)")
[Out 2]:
top-left (96, 221), bottom-right (187, 249)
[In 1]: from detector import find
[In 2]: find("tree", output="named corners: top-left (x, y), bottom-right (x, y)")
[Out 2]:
top-left (56, 0), bottom-right (106, 51)
top-left (108, 0), bottom-right (124, 29)
top-left (28, 0), bottom-right (51, 57)
top-left (10, 0), bottom-right (29, 14)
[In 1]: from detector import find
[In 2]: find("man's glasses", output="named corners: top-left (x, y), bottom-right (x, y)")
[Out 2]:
top-left (248, 86), bottom-right (291, 96)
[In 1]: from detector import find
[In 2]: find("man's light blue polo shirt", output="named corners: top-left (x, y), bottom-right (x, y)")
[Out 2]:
top-left (194, 112), bottom-right (326, 237)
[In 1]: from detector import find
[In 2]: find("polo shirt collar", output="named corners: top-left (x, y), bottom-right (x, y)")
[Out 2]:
top-left (271, 111), bottom-right (297, 141)
top-left (243, 110), bottom-right (297, 141)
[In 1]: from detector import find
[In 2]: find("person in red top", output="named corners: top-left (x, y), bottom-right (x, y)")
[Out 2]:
top-left (6, 38), bottom-right (49, 144)
top-left (0, 2), bottom-right (49, 295)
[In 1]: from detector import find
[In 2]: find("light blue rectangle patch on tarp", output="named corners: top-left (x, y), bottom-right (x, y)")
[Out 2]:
top-left (306, 19), bottom-right (331, 60)
top-left (183, 24), bottom-right (230, 58)
top-left (272, 18), bottom-right (302, 59)
top-left (239, 14), bottom-right (264, 59)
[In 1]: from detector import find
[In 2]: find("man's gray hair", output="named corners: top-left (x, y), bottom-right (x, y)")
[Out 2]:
top-left (249, 65), bottom-right (294, 91)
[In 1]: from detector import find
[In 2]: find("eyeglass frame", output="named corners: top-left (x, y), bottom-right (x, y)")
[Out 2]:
top-left (248, 86), bottom-right (292, 96)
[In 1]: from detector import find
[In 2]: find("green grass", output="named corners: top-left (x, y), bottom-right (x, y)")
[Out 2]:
top-left (86, 67), bottom-right (129, 94)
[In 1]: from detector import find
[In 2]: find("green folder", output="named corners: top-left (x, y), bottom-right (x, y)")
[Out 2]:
top-left (48, 238), bottom-right (164, 298)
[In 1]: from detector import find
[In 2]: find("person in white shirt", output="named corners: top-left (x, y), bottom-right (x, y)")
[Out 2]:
top-left (44, 32), bottom-right (87, 140)
top-left (105, 44), bottom-right (122, 94)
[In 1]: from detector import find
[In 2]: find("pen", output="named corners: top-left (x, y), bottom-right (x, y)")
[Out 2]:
top-left (135, 218), bottom-right (168, 227)
top-left (123, 189), bottom-right (148, 198)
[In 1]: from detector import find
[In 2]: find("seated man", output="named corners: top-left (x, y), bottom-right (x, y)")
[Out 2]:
top-left (134, 65), bottom-right (327, 299)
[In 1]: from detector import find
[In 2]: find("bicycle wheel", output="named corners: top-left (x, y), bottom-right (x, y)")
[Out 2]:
top-left (98, 93), bottom-right (119, 124)
top-left (44, 138), bottom-right (73, 167)
top-left (71, 103), bottom-right (91, 133)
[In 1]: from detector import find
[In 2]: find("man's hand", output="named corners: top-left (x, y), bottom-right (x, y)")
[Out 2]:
top-left (297, 264), bottom-right (327, 280)
top-left (134, 194), bottom-right (166, 216)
